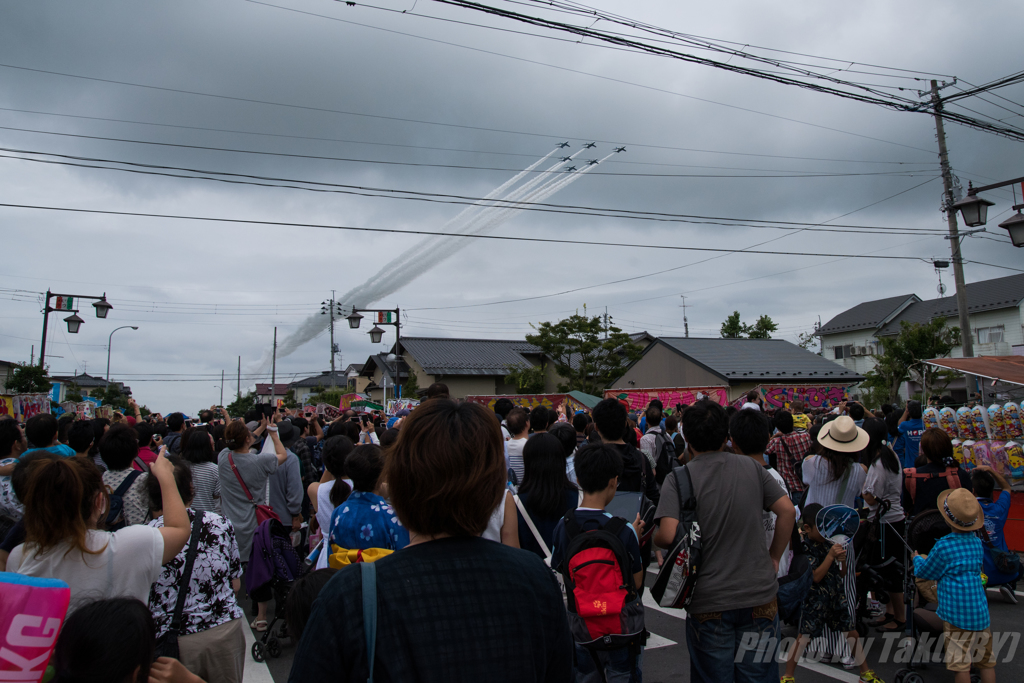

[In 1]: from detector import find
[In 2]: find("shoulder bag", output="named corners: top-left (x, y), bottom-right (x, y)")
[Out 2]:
top-left (228, 452), bottom-right (280, 524)
top-left (650, 465), bottom-right (701, 608)
top-left (154, 511), bottom-right (205, 659)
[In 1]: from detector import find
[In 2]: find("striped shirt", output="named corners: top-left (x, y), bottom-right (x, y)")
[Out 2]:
top-left (914, 531), bottom-right (989, 631)
top-left (188, 461), bottom-right (221, 515)
top-left (802, 455), bottom-right (866, 508)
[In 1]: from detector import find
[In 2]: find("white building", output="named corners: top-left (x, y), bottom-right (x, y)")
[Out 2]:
top-left (817, 273), bottom-right (1024, 402)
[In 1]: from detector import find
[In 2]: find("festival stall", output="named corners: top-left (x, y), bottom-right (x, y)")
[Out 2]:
top-left (0, 394), bottom-right (51, 421)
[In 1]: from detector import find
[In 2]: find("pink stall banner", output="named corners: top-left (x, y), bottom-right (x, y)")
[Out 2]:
top-left (0, 573), bottom-right (70, 682)
top-left (605, 387), bottom-right (728, 413)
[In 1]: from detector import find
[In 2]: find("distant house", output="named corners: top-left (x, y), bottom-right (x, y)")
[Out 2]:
top-left (0, 360), bottom-right (16, 394)
top-left (49, 373), bottom-right (131, 402)
top-left (817, 273), bottom-right (1024, 401)
top-left (255, 383), bottom-right (291, 401)
top-left (288, 371), bottom-right (351, 404)
top-left (609, 337), bottom-right (863, 402)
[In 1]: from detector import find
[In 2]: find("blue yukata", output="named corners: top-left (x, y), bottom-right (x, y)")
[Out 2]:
top-left (327, 491), bottom-right (410, 564)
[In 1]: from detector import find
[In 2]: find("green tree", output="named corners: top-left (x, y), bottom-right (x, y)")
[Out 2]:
top-left (861, 318), bottom-right (960, 405)
top-left (721, 311), bottom-right (744, 339)
top-left (7, 363), bottom-right (52, 394)
top-left (401, 371), bottom-right (420, 399)
top-left (282, 389), bottom-right (299, 409)
top-left (720, 312), bottom-right (779, 339)
top-left (309, 387), bottom-right (347, 407)
top-left (227, 389), bottom-right (258, 417)
top-left (64, 382), bottom-right (83, 403)
top-left (526, 308), bottom-right (643, 395)
top-left (797, 330), bottom-right (821, 354)
top-left (97, 383), bottom-right (131, 411)
top-left (504, 365), bottom-right (547, 394)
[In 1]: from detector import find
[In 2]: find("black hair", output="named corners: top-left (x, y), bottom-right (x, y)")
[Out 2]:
top-left (681, 400), bottom-right (730, 453)
top-left (506, 408), bottom-right (529, 436)
top-left (729, 408), bottom-right (771, 456)
top-left (58, 415), bottom-right (76, 444)
top-left (285, 568), bottom-right (340, 641)
top-left (529, 405), bottom-right (550, 433)
top-left (801, 503), bottom-right (823, 529)
top-left (199, 409), bottom-right (214, 424)
top-left (773, 410), bottom-right (794, 435)
top-left (146, 455), bottom-right (192, 511)
top-left (291, 417), bottom-right (309, 435)
top-left (548, 408), bottom-right (559, 428)
top-left (52, 597), bottom-right (155, 683)
top-left (574, 443), bottom-right (624, 494)
top-left (89, 418), bottom-right (110, 458)
top-left (380, 428), bottom-right (400, 449)
top-left (99, 424), bottom-right (140, 471)
top-left (746, 390), bottom-right (760, 402)
top-left (972, 469), bottom-right (996, 499)
top-left (166, 412), bottom-right (185, 432)
top-left (134, 422), bottom-right (154, 449)
top-left (849, 403), bottom-right (865, 421)
top-left (181, 427), bottom-right (215, 465)
top-left (862, 418), bottom-right (900, 473)
top-left (321, 436), bottom-right (355, 508)
top-left (0, 418), bottom-right (24, 458)
top-left (12, 449), bottom-right (62, 502)
top-left (880, 404), bottom-right (894, 416)
top-left (907, 400), bottom-right (922, 420)
top-left (67, 420), bottom-right (95, 454)
top-left (25, 413), bottom-right (58, 449)
top-left (346, 444), bottom-right (384, 493)
top-left (884, 410), bottom-right (901, 438)
top-left (243, 408), bottom-right (263, 424)
top-left (592, 398), bottom-right (627, 441)
top-left (664, 415), bottom-right (678, 432)
top-left (623, 425), bottom-right (638, 448)
top-left (520, 433), bottom-right (575, 517)
top-left (645, 402), bottom-right (663, 430)
top-left (572, 413), bottom-right (588, 433)
top-left (546, 422), bottom-right (578, 458)
top-left (493, 398), bottom-right (515, 420)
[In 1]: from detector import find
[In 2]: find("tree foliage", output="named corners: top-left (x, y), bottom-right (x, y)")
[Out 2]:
top-left (797, 330), bottom-right (820, 354)
top-left (504, 365), bottom-right (547, 394)
top-left (402, 370), bottom-right (420, 399)
top-left (227, 389), bottom-right (258, 417)
top-left (861, 318), bottom-right (960, 405)
top-left (7, 363), bottom-right (52, 394)
top-left (526, 309), bottom-right (643, 395)
top-left (97, 384), bottom-right (131, 411)
top-left (720, 311), bottom-right (779, 339)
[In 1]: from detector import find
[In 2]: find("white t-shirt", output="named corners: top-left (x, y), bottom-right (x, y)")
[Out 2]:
top-left (481, 490), bottom-right (510, 543)
top-left (316, 480), bottom-right (337, 537)
top-left (8, 526), bottom-right (164, 614)
top-left (741, 402), bottom-right (762, 412)
top-left (862, 459), bottom-right (905, 523)
top-left (802, 455), bottom-right (867, 508)
top-left (763, 466), bottom-right (794, 578)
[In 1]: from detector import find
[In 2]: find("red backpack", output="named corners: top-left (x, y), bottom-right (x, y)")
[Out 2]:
top-left (558, 511), bottom-right (646, 653)
top-left (903, 467), bottom-right (961, 502)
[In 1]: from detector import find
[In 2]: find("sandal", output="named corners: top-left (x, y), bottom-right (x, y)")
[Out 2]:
top-left (876, 619), bottom-right (905, 633)
top-left (250, 619), bottom-right (268, 632)
top-left (867, 613), bottom-right (895, 628)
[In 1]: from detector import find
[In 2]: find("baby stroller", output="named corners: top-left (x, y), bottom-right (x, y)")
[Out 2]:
top-left (247, 518), bottom-right (309, 662)
top-left (853, 500), bottom-right (904, 636)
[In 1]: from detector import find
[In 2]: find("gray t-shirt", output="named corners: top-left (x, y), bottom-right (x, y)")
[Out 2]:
top-left (217, 447), bottom-right (279, 561)
top-left (655, 451), bottom-right (785, 614)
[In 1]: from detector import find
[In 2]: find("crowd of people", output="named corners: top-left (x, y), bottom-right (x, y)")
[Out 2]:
top-left (0, 383), bottom-right (1018, 683)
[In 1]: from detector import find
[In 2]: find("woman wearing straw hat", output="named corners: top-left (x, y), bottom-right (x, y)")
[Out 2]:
top-left (913, 489), bottom-right (996, 682)
top-left (800, 415), bottom-right (869, 666)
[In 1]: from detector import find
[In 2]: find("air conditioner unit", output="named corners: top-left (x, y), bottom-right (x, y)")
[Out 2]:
top-left (848, 346), bottom-right (861, 356)
top-left (857, 346), bottom-right (869, 356)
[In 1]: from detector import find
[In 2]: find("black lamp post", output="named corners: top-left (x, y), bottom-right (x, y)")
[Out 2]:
top-left (39, 291), bottom-right (114, 367)
top-left (347, 306), bottom-right (402, 393)
top-left (952, 177), bottom-right (1024, 245)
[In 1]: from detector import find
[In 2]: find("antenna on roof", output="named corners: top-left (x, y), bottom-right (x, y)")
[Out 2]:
top-left (679, 296), bottom-right (690, 338)
top-left (934, 259), bottom-right (949, 297)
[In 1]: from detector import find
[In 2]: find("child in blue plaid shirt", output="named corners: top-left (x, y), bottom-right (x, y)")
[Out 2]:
top-left (913, 488), bottom-right (996, 683)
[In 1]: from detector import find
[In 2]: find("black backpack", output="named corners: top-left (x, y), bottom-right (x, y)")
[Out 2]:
top-left (651, 431), bottom-right (677, 487)
top-left (106, 470), bottom-right (143, 531)
top-left (558, 511), bottom-right (646, 653)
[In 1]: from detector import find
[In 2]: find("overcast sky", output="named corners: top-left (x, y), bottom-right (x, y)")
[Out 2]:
top-left (1, 0), bottom-right (1022, 413)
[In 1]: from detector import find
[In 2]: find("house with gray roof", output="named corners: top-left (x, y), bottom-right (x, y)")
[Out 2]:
top-left (817, 273), bottom-right (1024, 401)
top-left (608, 337), bottom-right (863, 402)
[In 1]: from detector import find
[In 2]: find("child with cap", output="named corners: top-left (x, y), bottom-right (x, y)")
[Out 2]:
top-left (913, 488), bottom-right (996, 683)
top-left (781, 503), bottom-right (884, 683)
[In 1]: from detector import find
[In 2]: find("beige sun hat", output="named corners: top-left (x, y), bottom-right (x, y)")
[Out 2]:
top-left (937, 488), bottom-right (985, 532)
top-left (816, 415), bottom-right (870, 453)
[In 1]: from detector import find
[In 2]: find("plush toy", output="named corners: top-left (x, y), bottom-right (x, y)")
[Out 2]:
top-left (938, 407), bottom-right (958, 439)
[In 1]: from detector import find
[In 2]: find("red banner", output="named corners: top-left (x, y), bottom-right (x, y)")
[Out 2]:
top-left (604, 387), bottom-right (728, 413)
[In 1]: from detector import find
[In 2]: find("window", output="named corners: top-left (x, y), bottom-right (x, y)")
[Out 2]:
top-left (833, 344), bottom-right (854, 360)
top-left (976, 325), bottom-right (1005, 344)
top-left (834, 346), bottom-right (843, 360)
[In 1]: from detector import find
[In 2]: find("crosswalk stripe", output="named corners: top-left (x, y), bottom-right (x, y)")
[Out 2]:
top-left (241, 624), bottom-right (277, 683)
top-left (642, 591), bottom-right (687, 619)
top-left (645, 633), bottom-right (678, 650)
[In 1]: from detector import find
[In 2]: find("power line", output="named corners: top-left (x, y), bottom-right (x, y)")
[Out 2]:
top-left (0, 201), bottom-right (942, 262)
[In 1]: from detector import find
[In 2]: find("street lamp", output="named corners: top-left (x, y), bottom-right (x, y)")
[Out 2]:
top-left (997, 211), bottom-right (1024, 248)
top-left (951, 177), bottom-right (1024, 246)
top-left (92, 297), bottom-right (113, 319)
top-left (368, 325), bottom-right (385, 344)
top-left (347, 311), bottom-right (364, 329)
top-left (107, 326), bottom-right (139, 383)
top-left (63, 313), bottom-right (84, 334)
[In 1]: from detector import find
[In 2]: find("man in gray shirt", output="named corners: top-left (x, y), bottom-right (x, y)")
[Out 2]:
top-left (653, 400), bottom-right (795, 683)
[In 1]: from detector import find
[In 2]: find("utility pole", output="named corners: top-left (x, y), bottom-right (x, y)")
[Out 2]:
top-left (237, 356), bottom-right (241, 401)
top-left (220, 369), bottom-right (224, 406)
top-left (604, 306), bottom-right (609, 339)
top-left (679, 296), bottom-right (690, 338)
top-left (329, 290), bottom-right (336, 388)
top-left (271, 327), bottom-right (278, 407)
top-left (930, 79), bottom-right (978, 401)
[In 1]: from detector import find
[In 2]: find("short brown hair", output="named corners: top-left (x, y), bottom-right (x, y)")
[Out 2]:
top-left (224, 420), bottom-right (251, 451)
top-left (23, 456), bottom-right (107, 558)
top-left (505, 407), bottom-right (529, 435)
top-left (920, 427), bottom-right (953, 466)
top-left (384, 399), bottom-right (504, 537)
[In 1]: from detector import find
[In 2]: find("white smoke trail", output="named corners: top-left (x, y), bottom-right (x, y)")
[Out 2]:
top-left (261, 145), bottom-right (607, 367)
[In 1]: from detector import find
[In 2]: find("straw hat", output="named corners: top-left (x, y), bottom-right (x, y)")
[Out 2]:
top-left (937, 488), bottom-right (985, 532)
top-left (816, 415), bottom-right (870, 453)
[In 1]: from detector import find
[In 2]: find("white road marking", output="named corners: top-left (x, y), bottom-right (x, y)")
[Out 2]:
top-left (796, 659), bottom-right (861, 682)
top-left (241, 624), bottom-right (277, 683)
top-left (642, 591), bottom-right (687, 619)
top-left (645, 633), bottom-right (678, 650)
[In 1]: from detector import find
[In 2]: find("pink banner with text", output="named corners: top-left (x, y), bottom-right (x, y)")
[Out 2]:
top-left (604, 387), bottom-right (728, 413)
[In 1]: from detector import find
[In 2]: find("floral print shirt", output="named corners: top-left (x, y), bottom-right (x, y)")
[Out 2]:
top-left (0, 457), bottom-right (21, 519)
top-left (147, 509), bottom-right (244, 637)
top-left (328, 491), bottom-right (410, 553)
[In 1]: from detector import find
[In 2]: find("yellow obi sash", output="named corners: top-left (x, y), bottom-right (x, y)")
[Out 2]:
top-left (328, 545), bottom-right (394, 568)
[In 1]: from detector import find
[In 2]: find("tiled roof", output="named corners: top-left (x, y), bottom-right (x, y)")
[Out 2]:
top-left (817, 294), bottom-right (919, 336)
top-left (289, 371), bottom-right (350, 388)
top-left (398, 337), bottom-right (540, 376)
top-left (51, 373), bottom-right (112, 388)
top-left (876, 273), bottom-right (1024, 336)
top-left (657, 337), bottom-right (863, 383)
top-left (255, 383), bottom-right (291, 396)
